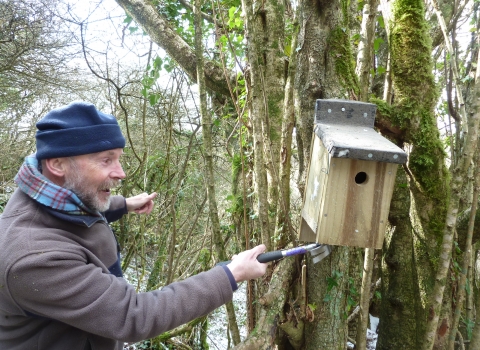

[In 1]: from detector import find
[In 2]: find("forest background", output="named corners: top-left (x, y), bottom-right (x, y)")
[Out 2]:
top-left (1, 0), bottom-right (480, 349)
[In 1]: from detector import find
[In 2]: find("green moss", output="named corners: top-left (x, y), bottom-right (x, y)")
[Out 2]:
top-left (327, 27), bottom-right (359, 96)
top-left (371, 0), bottom-right (451, 253)
top-left (391, 0), bottom-right (437, 108)
top-left (326, 0), bottom-right (359, 96)
top-left (267, 93), bottom-right (283, 142)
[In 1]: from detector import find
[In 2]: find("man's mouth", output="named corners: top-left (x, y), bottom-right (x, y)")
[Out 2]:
top-left (99, 180), bottom-right (120, 195)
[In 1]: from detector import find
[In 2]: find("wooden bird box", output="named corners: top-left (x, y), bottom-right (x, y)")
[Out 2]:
top-left (299, 99), bottom-right (407, 249)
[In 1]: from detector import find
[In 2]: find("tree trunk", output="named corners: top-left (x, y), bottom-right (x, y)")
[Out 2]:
top-left (259, 0), bottom-right (286, 238)
top-left (355, 2), bottom-right (379, 347)
top-left (387, 0), bottom-right (452, 347)
top-left (355, 247), bottom-right (374, 350)
top-left (304, 247), bottom-right (350, 349)
top-left (294, 0), bottom-right (357, 347)
top-left (194, 0), bottom-right (240, 343)
top-left (242, 0), bottom-right (272, 251)
top-left (471, 250), bottom-right (480, 350)
top-left (232, 257), bottom-right (299, 350)
top-left (356, 0), bottom-right (379, 101)
top-left (377, 168), bottom-right (423, 349)
top-left (275, 5), bottom-right (298, 248)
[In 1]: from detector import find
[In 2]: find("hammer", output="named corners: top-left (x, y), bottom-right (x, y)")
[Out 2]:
top-left (218, 243), bottom-right (332, 265)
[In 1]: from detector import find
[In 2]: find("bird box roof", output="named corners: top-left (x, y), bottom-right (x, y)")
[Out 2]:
top-left (314, 99), bottom-right (407, 164)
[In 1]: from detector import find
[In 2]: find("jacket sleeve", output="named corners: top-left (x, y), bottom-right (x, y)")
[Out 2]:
top-left (6, 250), bottom-right (234, 342)
top-left (103, 196), bottom-right (128, 223)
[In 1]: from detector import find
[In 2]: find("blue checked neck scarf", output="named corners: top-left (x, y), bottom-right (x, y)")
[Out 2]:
top-left (14, 155), bottom-right (101, 217)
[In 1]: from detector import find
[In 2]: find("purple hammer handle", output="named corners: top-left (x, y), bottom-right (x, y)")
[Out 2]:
top-left (283, 246), bottom-right (310, 257)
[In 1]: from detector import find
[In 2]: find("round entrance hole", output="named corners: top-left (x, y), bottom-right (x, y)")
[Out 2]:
top-left (355, 171), bottom-right (368, 185)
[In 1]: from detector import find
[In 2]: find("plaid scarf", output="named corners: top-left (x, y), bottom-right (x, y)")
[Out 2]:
top-left (14, 155), bottom-right (101, 217)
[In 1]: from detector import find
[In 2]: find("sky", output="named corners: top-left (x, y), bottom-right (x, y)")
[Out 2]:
top-left (62, 0), bottom-right (164, 82)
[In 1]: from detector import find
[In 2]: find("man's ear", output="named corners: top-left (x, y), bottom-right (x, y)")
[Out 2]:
top-left (43, 158), bottom-right (68, 184)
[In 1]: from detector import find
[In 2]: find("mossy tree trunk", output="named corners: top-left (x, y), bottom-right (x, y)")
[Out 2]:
top-left (374, 0), bottom-right (444, 348)
top-left (377, 0), bottom-right (449, 347)
top-left (377, 168), bottom-right (423, 349)
top-left (294, 0), bottom-right (358, 348)
top-left (242, 0), bottom-right (287, 253)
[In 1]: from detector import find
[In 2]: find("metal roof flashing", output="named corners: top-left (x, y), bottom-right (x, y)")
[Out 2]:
top-left (314, 99), bottom-right (407, 164)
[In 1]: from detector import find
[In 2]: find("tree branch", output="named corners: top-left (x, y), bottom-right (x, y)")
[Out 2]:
top-left (114, 0), bottom-right (234, 97)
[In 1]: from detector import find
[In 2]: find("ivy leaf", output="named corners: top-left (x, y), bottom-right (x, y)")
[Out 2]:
top-left (374, 37), bottom-right (384, 52)
top-left (153, 56), bottom-right (163, 70)
top-left (123, 14), bottom-right (133, 25)
top-left (377, 66), bottom-right (386, 74)
top-left (377, 15), bottom-right (385, 29)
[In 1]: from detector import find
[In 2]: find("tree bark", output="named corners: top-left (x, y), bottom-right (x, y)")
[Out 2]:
top-left (242, 0), bottom-right (278, 251)
top-left (355, 2), bottom-right (379, 347)
top-left (356, 0), bottom-right (379, 101)
top-left (355, 247), bottom-right (374, 350)
top-left (304, 247), bottom-right (350, 350)
top-left (275, 5), bottom-right (298, 248)
top-left (377, 168), bottom-right (423, 349)
top-left (470, 251), bottom-right (480, 350)
top-left (294, 0), bottom-right (345, 180)
top-left (259, 0), bottom-right (287, 238)
top-left (293, 0), bottom-right (357, 347)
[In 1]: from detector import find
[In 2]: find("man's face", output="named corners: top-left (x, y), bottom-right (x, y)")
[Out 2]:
top-left (63, 149), bottom-right (125, 212)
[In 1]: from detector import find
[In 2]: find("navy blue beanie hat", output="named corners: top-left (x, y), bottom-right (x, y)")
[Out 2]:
top-left (35, 101), bottom-right (126, 160)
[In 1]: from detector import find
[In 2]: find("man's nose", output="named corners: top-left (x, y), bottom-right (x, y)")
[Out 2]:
top-left (111, 161), bottom-right (126, 179)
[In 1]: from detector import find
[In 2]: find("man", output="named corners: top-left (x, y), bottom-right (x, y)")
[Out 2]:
top-left (0, 101), bottom-right (267, 350)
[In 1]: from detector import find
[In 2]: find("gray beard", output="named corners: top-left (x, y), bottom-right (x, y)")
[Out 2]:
top-left (63, 160), bottom-right (114, 212)
top-left (64, 176), bottom-right (112, 212)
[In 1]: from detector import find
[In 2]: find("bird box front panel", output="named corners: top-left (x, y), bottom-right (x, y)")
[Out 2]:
top-left (317, 157), bottom-right (398, 248)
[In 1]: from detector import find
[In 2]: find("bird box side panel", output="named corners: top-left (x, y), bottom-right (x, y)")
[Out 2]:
top-left (370, 162), bottom-right (398, 248)
top-left (300, 135), bottom-right (330, 242)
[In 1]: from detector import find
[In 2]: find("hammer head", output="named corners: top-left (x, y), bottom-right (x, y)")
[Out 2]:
top-left (310, 244), bottom-right (332, 264)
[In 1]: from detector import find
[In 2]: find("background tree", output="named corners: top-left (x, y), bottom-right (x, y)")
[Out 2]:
top-left (0, 0), bottom-right (90, 208)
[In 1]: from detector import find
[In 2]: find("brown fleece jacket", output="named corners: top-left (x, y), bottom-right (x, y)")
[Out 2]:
top-left (0, 189), bottom-right (233, 350)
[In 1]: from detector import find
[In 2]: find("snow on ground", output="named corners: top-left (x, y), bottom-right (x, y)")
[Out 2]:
top-left (348, 315), bottom-right (378, 350)
top-left (207, 282), bottom-right (248, 350)
top-left (209, 284), bottom-right (379, 350)
top-left (123, 269), bottom-right (379, 350)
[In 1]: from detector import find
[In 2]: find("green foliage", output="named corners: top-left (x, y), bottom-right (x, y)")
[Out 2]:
top-left (198, 248), bottom-right (212, 269)
top-left (141, 56), bottom-right (167, 106)
top-left (228, 6), bottom-right (243, 29)
top-left (323, 270), bottom-right (344, 302)
top-left (373, 37), bottom-right (384, 53)
top-left (346, 277), bottom-right (358, 313)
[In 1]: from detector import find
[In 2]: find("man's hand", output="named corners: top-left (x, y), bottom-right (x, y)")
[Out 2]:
top-left (227, 244), bottom-right (268, 283)
top-left (125, 192), bottom-right (157, 214)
